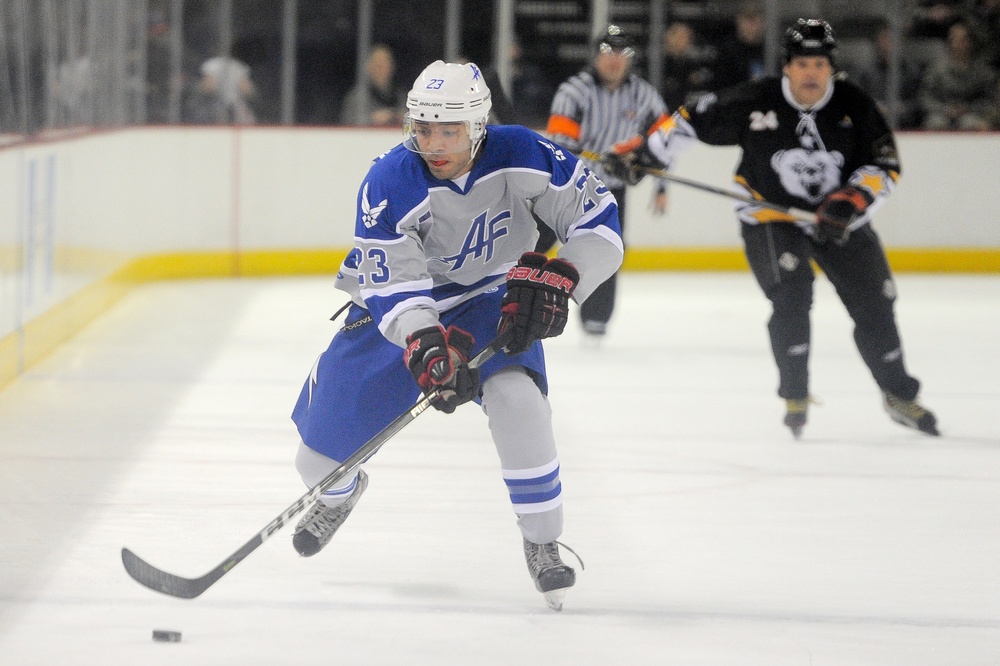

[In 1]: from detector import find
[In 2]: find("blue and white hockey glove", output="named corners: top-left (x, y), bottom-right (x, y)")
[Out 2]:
top-left (404, 325), bottom-right (480, 414)
top-left (499, 252), bottom-right (579, 355)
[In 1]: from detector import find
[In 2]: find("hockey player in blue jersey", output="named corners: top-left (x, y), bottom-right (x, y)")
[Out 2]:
top-left (289, 61), bottom-right (623, 610)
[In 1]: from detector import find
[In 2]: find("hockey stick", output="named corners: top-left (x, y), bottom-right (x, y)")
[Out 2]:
top-left (639, 165), bottom-right (818, 224)
top-left (121, 330), bottom-right (513, 599)
top-left (579, 149), bottom-right (818, 224)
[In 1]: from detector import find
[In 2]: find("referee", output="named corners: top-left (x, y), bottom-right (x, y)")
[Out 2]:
top-left (544, 24), bottom-right (670, 337)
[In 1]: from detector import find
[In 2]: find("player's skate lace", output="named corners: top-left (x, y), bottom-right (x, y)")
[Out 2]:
top-left (882, 392), bottom-right (939, 436)
top-left (523, 539), bottom-right (583, 593)
top-left (292, 470), bottom-right (369, 557)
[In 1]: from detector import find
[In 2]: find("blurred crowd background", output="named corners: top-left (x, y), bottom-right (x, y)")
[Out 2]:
top-left (1, 0), bottom-right (998, 142)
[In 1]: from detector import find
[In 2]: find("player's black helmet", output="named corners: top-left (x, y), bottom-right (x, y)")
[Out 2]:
top-left (594, 24), bottom-right (636, 57)
top-left (783, 18), bottom-right (837, 65)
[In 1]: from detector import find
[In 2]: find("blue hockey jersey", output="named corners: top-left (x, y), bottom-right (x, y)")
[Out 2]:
top-left (335, 124), bottom-right (624, 347)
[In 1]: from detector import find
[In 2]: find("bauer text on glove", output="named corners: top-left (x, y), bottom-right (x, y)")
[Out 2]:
top-left (498, 252), bottom-right (579, 355)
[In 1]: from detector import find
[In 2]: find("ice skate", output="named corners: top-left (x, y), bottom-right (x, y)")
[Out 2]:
top-left (882, 392), bottom-right (939, 436)
top-left (292, 470), bottom-right (368, 557)
top-left (524, 539), bottom-right (577, 611)
top-left (581, 320), bottom-right (607, 348)
top-left (783, 398), bottom-right (809, 439)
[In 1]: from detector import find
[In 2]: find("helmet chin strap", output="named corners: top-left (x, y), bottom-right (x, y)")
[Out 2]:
top-left (468, 130), bottom-right (486, 162)
top-left (447, 137), bottom-right (484, 178)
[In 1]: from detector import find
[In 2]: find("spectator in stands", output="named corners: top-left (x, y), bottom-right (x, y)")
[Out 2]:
top-left (990, 78), bottom-right (1000, 128)
top-left (920, 18), bottom-right (998, 130)
top-left (508, 38), bottom-right (555, 129)
top-left (485, 37), bottom-right (555, 129)
top-left (659, 20), bottom-right (716, 110)
top-left (852, 19), bottom-right (925, 129)
top-left (145, 10), bottom-right (172, 123)
top-left (713, 1), bottom-right (767, 90)
top-left (193, 53), bottom-right (258, 124)
top-left (968, 0), bottom-right (1000, 69)
top-left (52, 55), bottom-right (93, 125)
top-left (145, 10), bottom-right (203, 125)
top-left (340, 44), bottom-right (407, 127)
top-left (910, 0), bottom-right (965, 39)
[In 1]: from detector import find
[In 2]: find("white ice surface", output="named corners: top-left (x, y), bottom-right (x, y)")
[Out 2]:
top-left (1, 273), bottom-right (998, 665)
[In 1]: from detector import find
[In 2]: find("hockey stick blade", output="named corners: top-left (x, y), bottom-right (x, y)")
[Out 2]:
top-left (121, 329), bottom-right (512, 599)
top-left (122, 546), bottom-right (230, 599)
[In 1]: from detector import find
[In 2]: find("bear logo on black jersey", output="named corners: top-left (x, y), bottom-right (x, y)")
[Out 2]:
top-left (770, 148), bottom-right (844, 204)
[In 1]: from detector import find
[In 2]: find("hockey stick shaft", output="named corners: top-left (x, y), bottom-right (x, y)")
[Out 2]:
top-left (578, 149), bottom-right (818, 224)
top-left (639, 165), bottom-right (818, 224)
top-left (122, 330), bottom-right (512, 599)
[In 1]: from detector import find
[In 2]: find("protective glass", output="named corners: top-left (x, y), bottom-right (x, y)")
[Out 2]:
top-left (403, 116), bottom-right (474, 156)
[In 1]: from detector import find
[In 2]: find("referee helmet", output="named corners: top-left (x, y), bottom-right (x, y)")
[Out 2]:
top-left (594, 24), bottom-right (636, 58)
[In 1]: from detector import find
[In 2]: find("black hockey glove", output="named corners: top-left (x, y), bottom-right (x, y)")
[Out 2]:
top-left (601, 151), bottom-right (641, 186)
top-left (404, 325), bottom-right (480, 414)
top-left (814, 186), bottom-right (873, 245)
top-left (601, 135), bottom-right (663, 186)
top-left (498, 252), bottom-right (579, 355)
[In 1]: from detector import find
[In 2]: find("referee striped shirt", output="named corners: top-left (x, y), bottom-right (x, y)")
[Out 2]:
top-left (547, 69), bottom-right (668, 189)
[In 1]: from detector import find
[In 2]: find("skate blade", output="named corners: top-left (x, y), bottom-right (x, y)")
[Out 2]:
top-left (889, 415), bottom-right (940, 437)
top-left (543, 588), bottom-right (567, 611)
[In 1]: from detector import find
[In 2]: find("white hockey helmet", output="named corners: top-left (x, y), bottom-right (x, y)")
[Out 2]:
top-left (404, 60), bottom-right (492, 154)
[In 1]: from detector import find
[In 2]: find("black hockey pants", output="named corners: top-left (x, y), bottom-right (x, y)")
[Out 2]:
top-left (741, 221), bottom-right (921, 401)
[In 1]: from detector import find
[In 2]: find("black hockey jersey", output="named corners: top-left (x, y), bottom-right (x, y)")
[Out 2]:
top-left (648, 75), bottom-right (899, 227)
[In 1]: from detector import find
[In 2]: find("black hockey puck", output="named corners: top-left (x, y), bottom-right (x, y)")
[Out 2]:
top-left (152, 629), bottom-right (182, 642)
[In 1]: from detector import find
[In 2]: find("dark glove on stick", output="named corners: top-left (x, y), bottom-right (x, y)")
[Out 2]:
top-left (601, 135), bottom-right (662, 186)
top-left (498, 252), bottom-right (579, 355)
top-left (404, 325), bottom-right (480, 414)
top-left (601, 151), bottom-right (641, 186)
top-left (814, 186), bottom-right (872, 244)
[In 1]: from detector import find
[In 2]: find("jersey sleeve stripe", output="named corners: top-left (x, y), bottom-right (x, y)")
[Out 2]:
top-left (359, 277), bottom-right (433, 300)
top-left (374, 296), bottom-right (438, 335)
top-left (354, 234), bottom-right (409, 246)
top-left (571, 224), bottom-right (625, 255)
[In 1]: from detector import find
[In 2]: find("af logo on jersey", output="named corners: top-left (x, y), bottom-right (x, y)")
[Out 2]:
top-left (361, 183), bottom-right (388, 228)
top-left (441, 209), bottom-right (510, 270)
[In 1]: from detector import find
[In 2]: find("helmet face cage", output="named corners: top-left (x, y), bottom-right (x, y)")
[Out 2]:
top-left (404, 60), bottom-right (491, 158)
top-left (783, 18), bottom-right (837, 65)
top-left (595, 24), bottom-right (636, 59)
